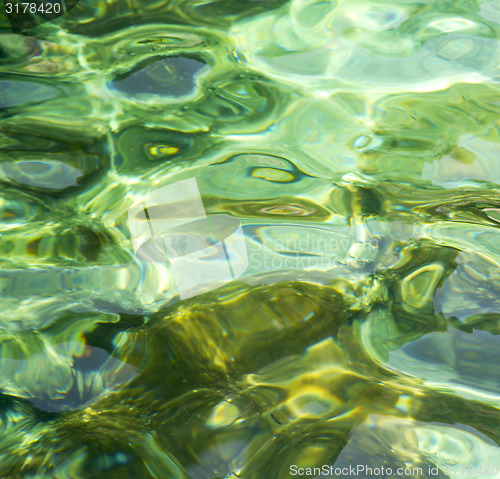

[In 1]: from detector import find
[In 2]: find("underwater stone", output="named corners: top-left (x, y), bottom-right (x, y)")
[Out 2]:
top-left (112, 55), bottom-right (206, 97)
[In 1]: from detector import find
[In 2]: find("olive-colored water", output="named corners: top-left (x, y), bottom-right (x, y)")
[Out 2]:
top-left (1, 0), bottom-right (500, 478)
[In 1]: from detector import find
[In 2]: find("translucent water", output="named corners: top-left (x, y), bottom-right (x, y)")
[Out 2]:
top-left (1, 0), bottom-right (500, 477)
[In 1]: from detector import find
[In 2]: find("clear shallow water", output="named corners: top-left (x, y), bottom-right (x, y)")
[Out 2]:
top-left (1, 0), bottom-right (500, 477)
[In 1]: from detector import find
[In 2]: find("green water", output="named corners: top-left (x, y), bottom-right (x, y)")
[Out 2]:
top-left (1, 0), bottom-right (500, 478)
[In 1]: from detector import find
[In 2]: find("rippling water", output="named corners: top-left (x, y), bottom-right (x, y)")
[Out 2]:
top-left (1, 0), bottom-right (500, 478)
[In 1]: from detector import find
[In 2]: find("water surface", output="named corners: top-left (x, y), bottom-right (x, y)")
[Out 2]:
top-left (1, 0), bottom-right (500, 477)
